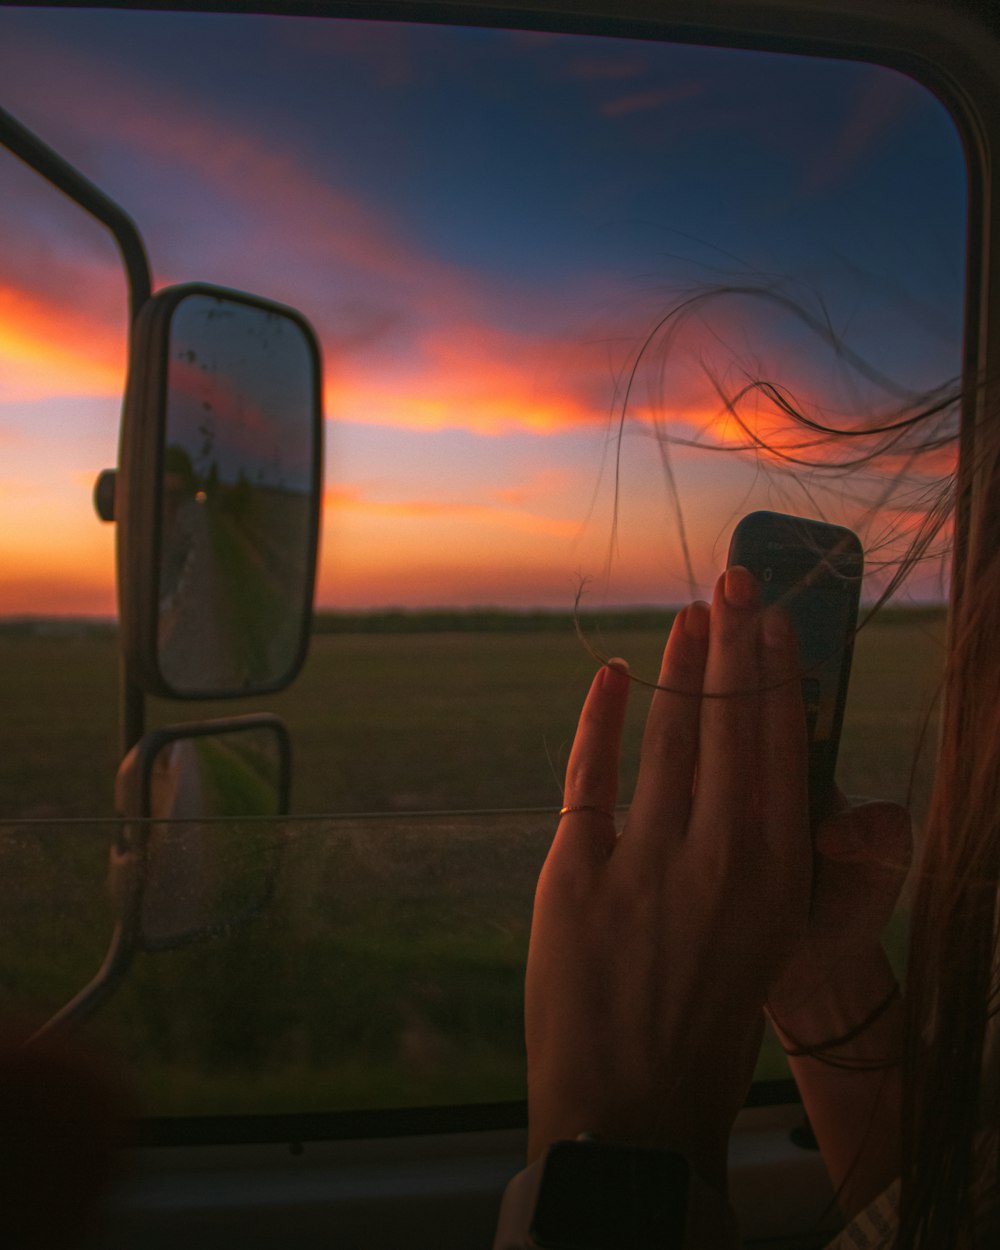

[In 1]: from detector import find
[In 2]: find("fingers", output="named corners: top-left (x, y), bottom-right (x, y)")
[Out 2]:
top-left (758, 604), bottom-right (809, 849)
top-left (627, 601), bottom-right (710, 842)
top-left (551, 659), bottom-right (631, 869)
top-left (695, 567), bottom-right (761, 822)
top-left (556, 572), bottom-right (809, 880)
top-left (816, 801), bottom-right (912, 879)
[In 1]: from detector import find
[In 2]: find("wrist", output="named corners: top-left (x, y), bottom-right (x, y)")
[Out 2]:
top-left (767, 951), bottom-right (901, 1061)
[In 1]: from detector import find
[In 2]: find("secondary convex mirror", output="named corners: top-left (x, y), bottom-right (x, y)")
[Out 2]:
top-left (113, 715), bottom-right (290, 950)
top-left (118, 284), bottom-right (323, 698)
top-left (31, 714), bottom-right (291, 1040)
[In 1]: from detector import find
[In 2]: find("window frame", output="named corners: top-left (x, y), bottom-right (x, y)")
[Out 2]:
top-left (1, 5), bottom-right (997, 1236)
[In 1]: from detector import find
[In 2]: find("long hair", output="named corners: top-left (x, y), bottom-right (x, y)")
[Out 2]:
top-left (896, 442), bottom-right (1000, 1246)
top-left (612, 282), bottom-right (999, 1244)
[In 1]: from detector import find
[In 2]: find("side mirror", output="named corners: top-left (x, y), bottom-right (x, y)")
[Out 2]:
top-left (31, 715), bottom-right (290, 1041)
top-left (113, 715), bottom-right (290, 950)
top-left (117, 284), bottom-right (323, 698)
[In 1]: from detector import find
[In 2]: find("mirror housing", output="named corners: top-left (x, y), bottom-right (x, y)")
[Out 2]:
top-left (117, 283), bottom-right (323, 698)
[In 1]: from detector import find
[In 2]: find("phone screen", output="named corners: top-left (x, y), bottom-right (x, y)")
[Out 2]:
top-left (728, 512), bottom-right (863, 823)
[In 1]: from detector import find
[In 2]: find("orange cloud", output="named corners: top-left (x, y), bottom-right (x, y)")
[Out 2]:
top-left (324, 484), bottom-right (579, 540)
top-left (1, 508), bottom-right (115, 615)
top-left (316, 522), bottom-right (588, 609)
top-left (492, 468), bottom-right (578, 506)
top-left (326, 319), bottom-right (623, 436)
top-left (0, 283), bottom-right (125, 400)
top-left (318, 475), bottom-right (589, 608)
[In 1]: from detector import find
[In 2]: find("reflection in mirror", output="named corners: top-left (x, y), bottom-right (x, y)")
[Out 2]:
top-left (116, 715), bottom-right (289, 950)
top-left (158, 291), bottom-right (320, 696)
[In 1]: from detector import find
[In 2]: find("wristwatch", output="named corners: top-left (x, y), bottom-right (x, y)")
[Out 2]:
top-left (493, 1136), bottom-right (736, 1249)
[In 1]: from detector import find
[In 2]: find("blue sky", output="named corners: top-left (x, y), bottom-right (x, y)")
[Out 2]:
top-left (0, 6), bottom-right (967, 611)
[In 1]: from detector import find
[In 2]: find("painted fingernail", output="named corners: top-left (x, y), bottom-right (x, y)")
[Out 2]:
top-left (761, 605), bottom-right (790, 648)
top-left (684, 600), bottom-right (710, 639)
top-left (724, 565), bottom-right (757, 608)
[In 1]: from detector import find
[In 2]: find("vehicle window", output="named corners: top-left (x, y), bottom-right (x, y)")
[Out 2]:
top-left (0, 6), bottom-right (964, 1122)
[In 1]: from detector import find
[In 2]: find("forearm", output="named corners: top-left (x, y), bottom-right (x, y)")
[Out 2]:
top-left (768, 951), bottom-right (903, 1219)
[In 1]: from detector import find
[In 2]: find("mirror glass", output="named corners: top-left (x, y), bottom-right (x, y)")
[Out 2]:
top-left (158, 291), bottom-right (319, 696)
top-left (124, 719), bottom-right (288, 949)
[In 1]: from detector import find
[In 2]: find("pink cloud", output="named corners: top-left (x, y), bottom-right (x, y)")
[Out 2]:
top-left (801, 70), bottom-right (916, 195)
top-left (272, 18), bottom-right (425, 90)
top-left (326, 315), bottom-right (629, 436)
top-left (0, 32), bottom-right (470, 304)
top-left (601, 82), bottom-right (703, 118)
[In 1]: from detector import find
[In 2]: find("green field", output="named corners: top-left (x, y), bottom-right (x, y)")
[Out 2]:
top-left (0, 610), bottom-right (945, 1118)
top-left (0, 607), bottom-right (947, 820)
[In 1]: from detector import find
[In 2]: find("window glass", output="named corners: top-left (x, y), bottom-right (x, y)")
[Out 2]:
top-left (0, 7), bottom-right (964, 1117)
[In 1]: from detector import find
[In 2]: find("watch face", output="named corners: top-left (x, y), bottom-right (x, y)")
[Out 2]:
top-left (530, 1140), bottom-right (689, 1250)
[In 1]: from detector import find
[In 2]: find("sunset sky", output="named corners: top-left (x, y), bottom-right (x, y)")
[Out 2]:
top-left (0, 6), bottom-right (967, 614)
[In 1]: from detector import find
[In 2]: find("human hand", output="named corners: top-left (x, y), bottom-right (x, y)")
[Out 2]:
top-left (765, 796), bottom-right (911, 1046)
top-left (525, 567), bottom-right (811, 1188)
top-left (762, 798), bottom-right (911, 1219)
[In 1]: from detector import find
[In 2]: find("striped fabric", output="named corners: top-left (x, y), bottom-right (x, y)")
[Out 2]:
top-left (822, 1181), bottom-right (899, 1250)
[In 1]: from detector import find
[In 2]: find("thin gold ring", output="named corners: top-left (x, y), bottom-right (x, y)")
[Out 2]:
top-left (559, 804), bottom-right (615, 820)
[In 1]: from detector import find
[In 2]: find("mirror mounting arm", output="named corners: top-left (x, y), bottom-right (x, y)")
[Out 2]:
top-left (0, 104), bottom-right (152, 319)
top-left (27, 921), bottom-right (137, 1044)
top-left (0, 105), bottom-right (153, 757)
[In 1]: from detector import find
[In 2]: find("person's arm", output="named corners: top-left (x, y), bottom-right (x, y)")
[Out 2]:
top-left (519, 567), bottom-right (814, 1246)
top-left (765, 800), bottom-right (911, 1219)
top-left (771, 953), bottom-right (903, 1216)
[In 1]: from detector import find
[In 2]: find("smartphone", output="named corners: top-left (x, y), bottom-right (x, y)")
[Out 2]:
top-left (726, 510), bottom-right (863, 826)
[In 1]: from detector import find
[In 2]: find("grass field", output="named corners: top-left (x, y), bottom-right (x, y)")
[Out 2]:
top-left (0, 609), bottom-right (945, 1117)
top-left (0, 606), bottom-right (947, 820)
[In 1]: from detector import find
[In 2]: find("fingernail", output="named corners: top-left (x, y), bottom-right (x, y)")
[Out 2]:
top-left (684, 601), bottom-right (710, 639)
top-left (724, 565), bottom-right (757, 608)
top-left (602, 657), bottom-right (629, 686)
top-left (761, 605), bottom-right (790, 648)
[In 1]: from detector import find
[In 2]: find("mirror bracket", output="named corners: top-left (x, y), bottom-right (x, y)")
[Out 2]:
top-left (94, 469), bottom-right (116, 522)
